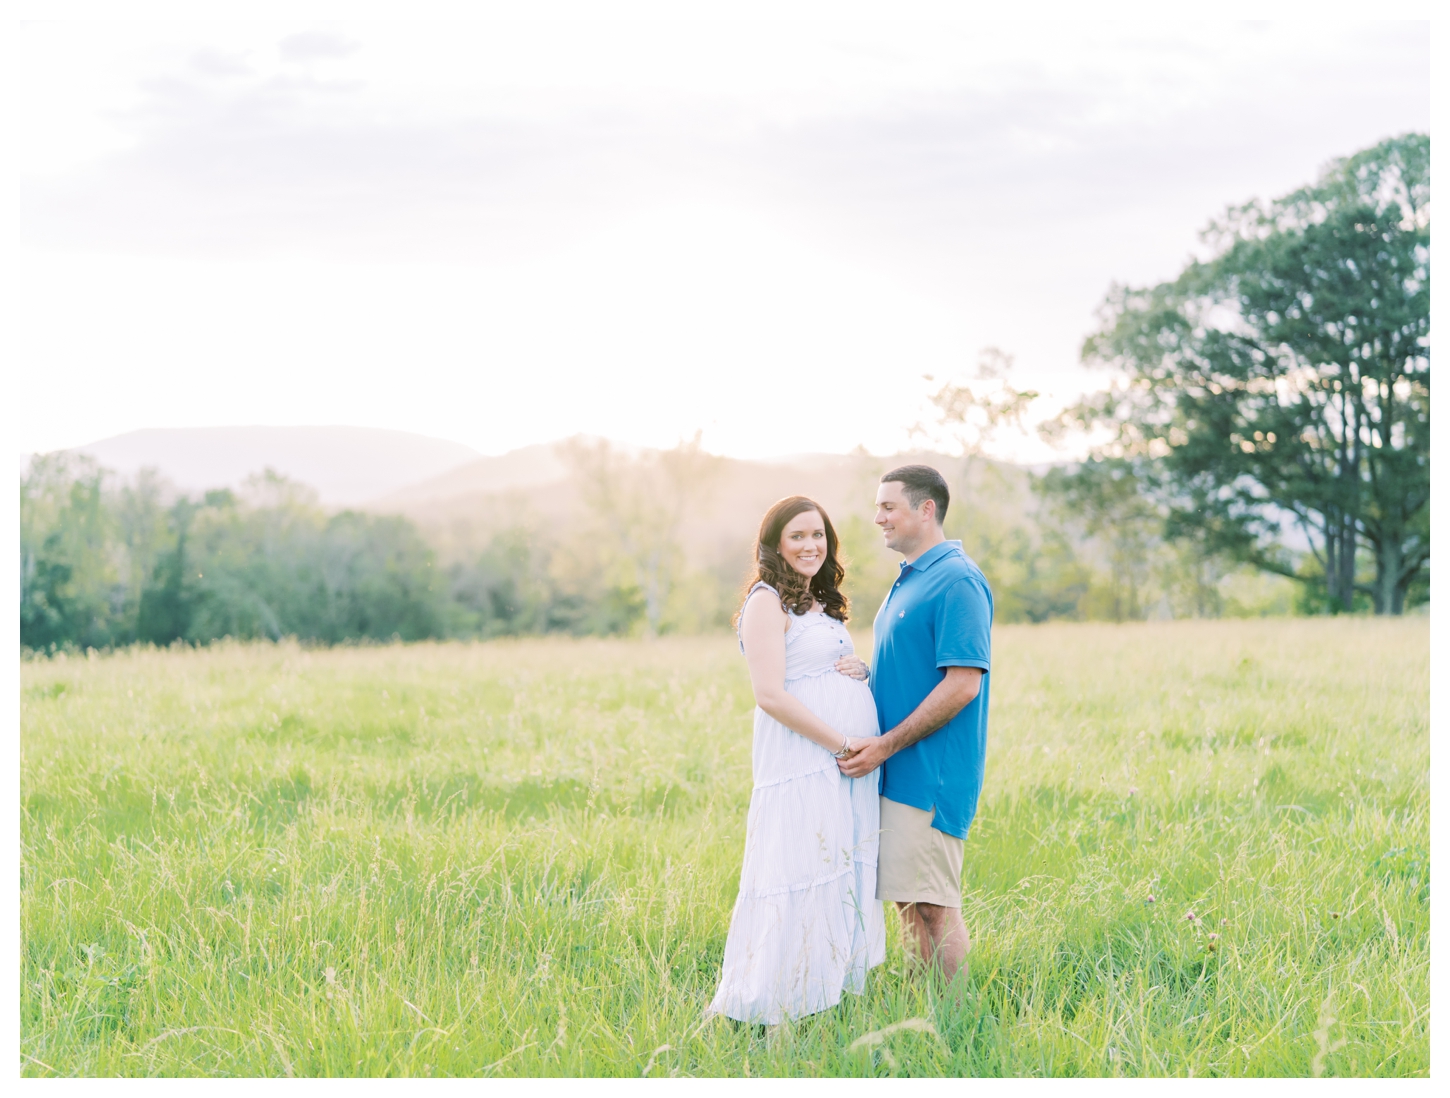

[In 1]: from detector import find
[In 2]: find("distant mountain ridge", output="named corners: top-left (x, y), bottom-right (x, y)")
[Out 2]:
top-left (66, 426), bottom-right (483, 506)
top-left (367, 442), bottom-right (571, 507)
top-left (364, 438), bottom-right (1017, 579)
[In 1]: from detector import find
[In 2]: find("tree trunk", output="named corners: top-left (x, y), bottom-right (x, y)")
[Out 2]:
top-left (1373, 537), bottom-right (1402, 615)
top-left (1322, 524), bottom-right (1344, 613)
top-left (1325, 513), bottom-right (1358, 613)
top-left (642, 548), bottom-right (662, 638)
top-left (1392, 579), bottom-right (1408, 616)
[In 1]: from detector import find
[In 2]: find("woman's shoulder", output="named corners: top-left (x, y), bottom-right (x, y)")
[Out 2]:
top-left (745, 580), bottom-right (781, 600)
top-left (737, 582), bottom-right (791, 652)
top-left (742, 582), bottom-right (785, 614)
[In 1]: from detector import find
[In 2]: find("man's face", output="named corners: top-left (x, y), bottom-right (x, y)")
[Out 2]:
top-left (874, 480), bottom-right (934, 555)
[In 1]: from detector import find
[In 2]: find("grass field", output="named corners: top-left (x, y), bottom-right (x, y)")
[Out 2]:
top-left (20, 618), bottom-right (1429, 1077)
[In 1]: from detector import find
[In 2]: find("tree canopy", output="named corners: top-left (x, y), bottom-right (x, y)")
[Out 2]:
top-left (1070, 133), bottom-right (1429, 614)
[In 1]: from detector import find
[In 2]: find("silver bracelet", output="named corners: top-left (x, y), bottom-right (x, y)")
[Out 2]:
top-left (832, 734), bottom-right (851, 758)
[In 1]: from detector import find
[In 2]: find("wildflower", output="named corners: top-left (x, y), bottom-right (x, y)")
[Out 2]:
top-left (1145, 894), bottom-right (1155, 904)
top-left (1128, 787), bottom-right (1138, 796)
top-left (1207, 933), bottom-right (1219, 941)
top-left (1221, 918), bottom-right (1230, 927)
top-left (1184, 910), bottom-right (1196, 922)
top-left (1330, 912), bottom-right (1340, 920)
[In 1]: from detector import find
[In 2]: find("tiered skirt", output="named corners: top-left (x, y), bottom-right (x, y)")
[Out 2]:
top-left (707, 671), bottom-right (885, 1024)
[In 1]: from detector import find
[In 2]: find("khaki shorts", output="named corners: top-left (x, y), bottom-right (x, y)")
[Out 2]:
top-left (875, 797), bottom-right (965, 908)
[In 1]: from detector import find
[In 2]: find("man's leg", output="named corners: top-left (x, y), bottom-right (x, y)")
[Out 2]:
top-left (878, 798), bottom-right (970, 981)
top-left (894, 900), bottom-right (932, 966)
top-left (894, 901), bottom-right (970, 979)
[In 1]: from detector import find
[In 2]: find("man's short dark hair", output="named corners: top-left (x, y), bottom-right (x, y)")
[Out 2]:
top-left (880, 464), bottom-right (949, 524)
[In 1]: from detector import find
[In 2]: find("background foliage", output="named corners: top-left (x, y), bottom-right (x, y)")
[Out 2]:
top-left (20, 443), bottom-right (1303, 653)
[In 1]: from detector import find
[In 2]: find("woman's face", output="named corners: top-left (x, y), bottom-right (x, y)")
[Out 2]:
top-left (777, 510), bottom-right (828, 579)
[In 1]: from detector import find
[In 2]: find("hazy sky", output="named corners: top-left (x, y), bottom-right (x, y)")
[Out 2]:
top-left (14, 18), bottom-right (1430, 462)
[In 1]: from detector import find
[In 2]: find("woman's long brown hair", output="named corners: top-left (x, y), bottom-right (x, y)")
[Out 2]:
top-left (735, 495), bottom-right (849, 625)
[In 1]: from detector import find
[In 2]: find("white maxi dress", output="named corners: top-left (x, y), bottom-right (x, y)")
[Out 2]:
top-left (707, 582), bottom-right (886, 1024)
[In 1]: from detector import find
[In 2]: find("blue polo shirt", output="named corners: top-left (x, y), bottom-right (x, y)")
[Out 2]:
top-left (871, 539), bottom-right (993, 840)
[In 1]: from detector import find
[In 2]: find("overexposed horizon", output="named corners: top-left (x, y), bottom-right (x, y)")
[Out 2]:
top-left (38, 421), bottom-right (1003, 471)
top-left (14, 18), bottom-right (1430, 464)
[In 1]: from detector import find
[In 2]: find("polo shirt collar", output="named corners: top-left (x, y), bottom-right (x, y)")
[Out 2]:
top-left (900, 539), bottom-right (962, 574)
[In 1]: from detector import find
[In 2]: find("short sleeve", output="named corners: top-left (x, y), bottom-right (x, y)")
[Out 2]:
top-left (934, 576), bottom-right (991, 670)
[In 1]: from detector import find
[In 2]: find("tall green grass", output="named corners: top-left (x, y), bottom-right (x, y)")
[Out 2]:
top-left (20, 619), bottom-right (1428, 1076)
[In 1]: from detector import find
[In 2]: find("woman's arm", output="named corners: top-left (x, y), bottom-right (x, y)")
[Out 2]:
top-left (739, 590), bottom-right (850, 755)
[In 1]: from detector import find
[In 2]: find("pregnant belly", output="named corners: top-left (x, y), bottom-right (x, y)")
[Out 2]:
top-left (785, 673), bottom-right (880, 738)
top-left (751, 673), bottom-right (879, 788)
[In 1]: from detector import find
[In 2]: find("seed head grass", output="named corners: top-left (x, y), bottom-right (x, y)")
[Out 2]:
top-left (20, 618), bottom-right (1427, 1076)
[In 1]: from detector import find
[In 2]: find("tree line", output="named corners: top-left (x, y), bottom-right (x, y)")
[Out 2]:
top-left (22, 462), bottom-right (440, 650)
top-left (19, 440), bottom-right (741, 652)
top-left (11, 436), bottom-right (1343, 655)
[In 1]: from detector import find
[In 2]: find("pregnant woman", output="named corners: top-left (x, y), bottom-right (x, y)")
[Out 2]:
top-left (706, 495), bottom-right (885, 1026)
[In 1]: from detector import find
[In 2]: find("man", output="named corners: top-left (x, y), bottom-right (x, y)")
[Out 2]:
top-left (838, 464), bottom-right (992, 984)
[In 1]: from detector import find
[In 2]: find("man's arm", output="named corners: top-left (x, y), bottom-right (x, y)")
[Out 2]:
top-left (837, 665), bottom-right (982, 779)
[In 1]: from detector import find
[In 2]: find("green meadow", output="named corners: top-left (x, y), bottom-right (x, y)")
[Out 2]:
top-left (20, 618), bottom-right (1428, 1077)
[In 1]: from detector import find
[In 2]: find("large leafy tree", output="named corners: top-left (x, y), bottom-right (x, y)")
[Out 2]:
top-left (1074, 134), bottom-right (1429, 613)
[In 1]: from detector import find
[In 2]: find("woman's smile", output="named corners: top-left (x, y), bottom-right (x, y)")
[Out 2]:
top-left (778, 510), bottom-right (829, 577)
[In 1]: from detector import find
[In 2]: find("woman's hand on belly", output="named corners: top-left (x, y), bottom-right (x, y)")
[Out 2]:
top-left (834, 654), bottom-right (869, 681)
